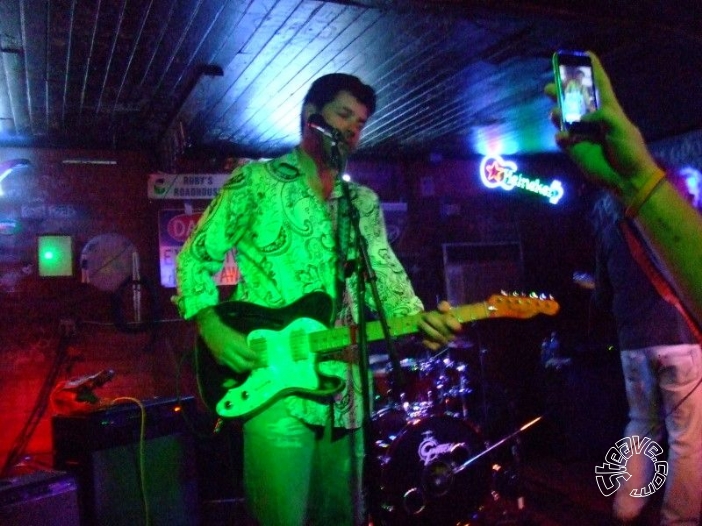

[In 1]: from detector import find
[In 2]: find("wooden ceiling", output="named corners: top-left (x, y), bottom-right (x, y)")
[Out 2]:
top-left (1, 0), bottom-right (701, 166)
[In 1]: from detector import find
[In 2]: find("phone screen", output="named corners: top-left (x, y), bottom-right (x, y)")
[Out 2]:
top-left (553, 51), bottom-right (598, 133)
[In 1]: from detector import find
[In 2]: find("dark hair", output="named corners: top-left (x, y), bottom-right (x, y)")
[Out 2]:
top-left (303, 73), bottom-right (376, 116)
top-left (590, 190), bottom-right (623, 237)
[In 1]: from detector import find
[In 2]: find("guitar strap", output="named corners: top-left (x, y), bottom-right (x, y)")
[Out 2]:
top-left (619, 218), bottom-right (702, 342)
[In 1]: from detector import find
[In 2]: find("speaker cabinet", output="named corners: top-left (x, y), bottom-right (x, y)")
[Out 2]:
top-left (53, 396), bottom-right (199, 526)
top-left (443, 242), bottom-right (523, 304)
top-left (0, 471), bottom-right (80, 526)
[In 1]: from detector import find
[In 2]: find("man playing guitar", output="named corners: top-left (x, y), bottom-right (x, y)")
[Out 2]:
top-left (173, 73), bottom-right (462, 526)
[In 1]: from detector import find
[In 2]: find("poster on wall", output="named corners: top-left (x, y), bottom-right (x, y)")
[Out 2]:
top-left (158, 209), bottom-right (239, 288)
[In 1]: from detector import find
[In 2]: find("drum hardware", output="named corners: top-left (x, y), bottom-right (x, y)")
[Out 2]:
top-left (368, 324), bottom-right (544, 524)
top-left (371, 339), bottom-right (519, 444)
top-left (400, 487), bottom-right (425, 516)
top-left (451, 415), bottom-right (543, 477)
top-left (478, 347), bottom-right (490, 433)
top-left (421, 459), bottom-right (454, 498)
top-left (369, 353), bottom-right (390, 366)
top-left (399, 458), bottom-right (455, 517)
top-left (373, 350), bottom-right (475, 419)
top-left (446, 336), bottom-right (475, 350)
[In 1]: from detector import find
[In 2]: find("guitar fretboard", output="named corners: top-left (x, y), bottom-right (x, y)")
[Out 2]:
top-left (308, 302), bottom-right (493, 353)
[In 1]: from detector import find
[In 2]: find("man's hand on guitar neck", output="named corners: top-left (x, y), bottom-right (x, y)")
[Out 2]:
top-left (196, 307), bottom-right (259, 373)
top-left (418, 300), bottom-right (463, 351)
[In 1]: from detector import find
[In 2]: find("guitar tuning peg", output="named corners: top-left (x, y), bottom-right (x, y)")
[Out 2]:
top-left (500, 290), bottom-right (508, 296)
top-left (529, 292), bottom-right (538, 298)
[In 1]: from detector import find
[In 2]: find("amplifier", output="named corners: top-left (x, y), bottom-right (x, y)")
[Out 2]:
top-left (53, 396), bottom-right (199, 526)
top-left (53, 396), bottom-right (196, 451)
top-left (0, 470), bottom-right (80, 526)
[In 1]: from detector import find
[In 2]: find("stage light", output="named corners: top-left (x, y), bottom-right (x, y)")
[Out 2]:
top-left (38, 235), bottom-right (74, 277)
top-left (0, 158), bottom-right (31, 196)
top-left (0, 168), bottom-right (12, 196)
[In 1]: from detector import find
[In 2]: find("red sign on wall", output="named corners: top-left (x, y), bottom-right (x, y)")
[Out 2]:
top-left (158, 209), bottom-right (239, 288)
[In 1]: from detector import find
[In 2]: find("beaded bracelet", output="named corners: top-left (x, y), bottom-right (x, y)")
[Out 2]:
top-left (624, 169), bottom-right (666, 219)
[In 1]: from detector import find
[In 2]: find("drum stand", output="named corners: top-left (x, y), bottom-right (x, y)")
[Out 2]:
top-left (457, 414), bottom-right (542, 521)
top-left (478, 346), bottom-right (490, 431)
top-left (453, 415), bottom-right (542, 476)
top-left (464, 342), bottom-right (538, 523)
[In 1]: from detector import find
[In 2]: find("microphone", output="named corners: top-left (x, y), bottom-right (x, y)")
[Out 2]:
top-left (307, 114), bottom-right (344, 143)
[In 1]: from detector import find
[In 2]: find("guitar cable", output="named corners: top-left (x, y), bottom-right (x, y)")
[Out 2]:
top-left (110, 397), bottom-right (150, 526)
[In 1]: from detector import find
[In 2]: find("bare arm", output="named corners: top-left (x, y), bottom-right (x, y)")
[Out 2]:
top-left (629, 178), bottom-right (702, 324)
top-left (545, 51), bottom-right (702, 325)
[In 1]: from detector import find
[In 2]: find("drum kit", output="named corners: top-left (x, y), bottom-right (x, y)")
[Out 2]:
top-left (368, 338), bottom-right (530, 526)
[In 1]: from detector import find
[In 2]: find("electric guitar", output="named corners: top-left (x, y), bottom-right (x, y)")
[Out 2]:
top-left (196, 291), bottom-right (559, 419)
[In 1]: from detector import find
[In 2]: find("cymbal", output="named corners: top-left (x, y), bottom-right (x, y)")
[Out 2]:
top-left (368, 354), bottom-right (389, 365)
top-left (447, 337), bottom-right (474, 350)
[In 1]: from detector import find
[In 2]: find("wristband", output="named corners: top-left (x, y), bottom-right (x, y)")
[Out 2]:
top-left (624, 169), bottom-right (666, 219)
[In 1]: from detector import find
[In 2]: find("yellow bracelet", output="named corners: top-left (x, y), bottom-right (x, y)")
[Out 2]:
top-left (624, 169), bottom-right (666, 219)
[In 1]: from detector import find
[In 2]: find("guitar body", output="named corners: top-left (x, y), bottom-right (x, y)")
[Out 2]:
top-left (196, 292), bottom-right (345, 419)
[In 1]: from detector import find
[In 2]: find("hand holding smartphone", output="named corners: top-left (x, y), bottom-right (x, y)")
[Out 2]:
top-left (552, 50), bottom-right (599, 135)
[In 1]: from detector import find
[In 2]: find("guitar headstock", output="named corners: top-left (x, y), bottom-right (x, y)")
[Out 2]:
top-left (486, 292), bottom-right (560, 319)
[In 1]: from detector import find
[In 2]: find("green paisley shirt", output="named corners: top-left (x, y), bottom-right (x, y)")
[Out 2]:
top-left (173, 148), bottom-right (423, 428)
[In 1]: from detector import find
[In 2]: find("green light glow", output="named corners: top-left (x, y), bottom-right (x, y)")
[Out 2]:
top-left (38, 235), bottom-right (73, 277)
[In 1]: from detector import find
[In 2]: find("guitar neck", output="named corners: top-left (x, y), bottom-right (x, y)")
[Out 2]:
top-left (308, 301), bottom-right (491, 354)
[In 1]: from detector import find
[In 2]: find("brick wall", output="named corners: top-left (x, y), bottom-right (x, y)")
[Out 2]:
top-left (0, 147), bottom-right (200, 474)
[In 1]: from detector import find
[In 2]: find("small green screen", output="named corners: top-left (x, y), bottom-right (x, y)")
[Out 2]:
top-left (38, 235), bottom-right (73, 277)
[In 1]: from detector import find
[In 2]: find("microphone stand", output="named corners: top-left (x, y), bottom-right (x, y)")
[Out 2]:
top-left (330, 139), bottom-right (404, 524)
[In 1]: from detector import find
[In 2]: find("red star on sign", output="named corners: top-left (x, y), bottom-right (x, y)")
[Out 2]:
top-left (485, 160), bottom-right (505, 184)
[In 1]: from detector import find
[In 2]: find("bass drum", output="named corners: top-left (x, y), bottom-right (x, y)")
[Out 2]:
top-left (369, 409), bottom-right (492, 526)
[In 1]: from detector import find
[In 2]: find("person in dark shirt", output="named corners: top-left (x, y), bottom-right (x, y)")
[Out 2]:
top-left (590, 181), bottom-right (702, 525)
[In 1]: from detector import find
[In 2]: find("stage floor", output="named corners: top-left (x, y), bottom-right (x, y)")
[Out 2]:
top-left (520, 454), bottom-right (662, 526)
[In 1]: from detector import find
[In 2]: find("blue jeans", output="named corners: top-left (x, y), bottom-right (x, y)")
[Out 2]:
top-left (613, 344), bottom-right (702, 526)
top-left (242, 399), bottom-right (365, 526)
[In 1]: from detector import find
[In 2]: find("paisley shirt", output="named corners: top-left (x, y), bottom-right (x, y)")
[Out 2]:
top-left (173, 148), bottom-right (423, 429)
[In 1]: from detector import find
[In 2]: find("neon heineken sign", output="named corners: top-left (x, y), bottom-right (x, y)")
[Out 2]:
top-left (480, 155), bottom-right (564, 205)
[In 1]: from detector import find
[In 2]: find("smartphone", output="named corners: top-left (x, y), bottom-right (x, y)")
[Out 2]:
top-left (552, 50), bottom-right (599, 135)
